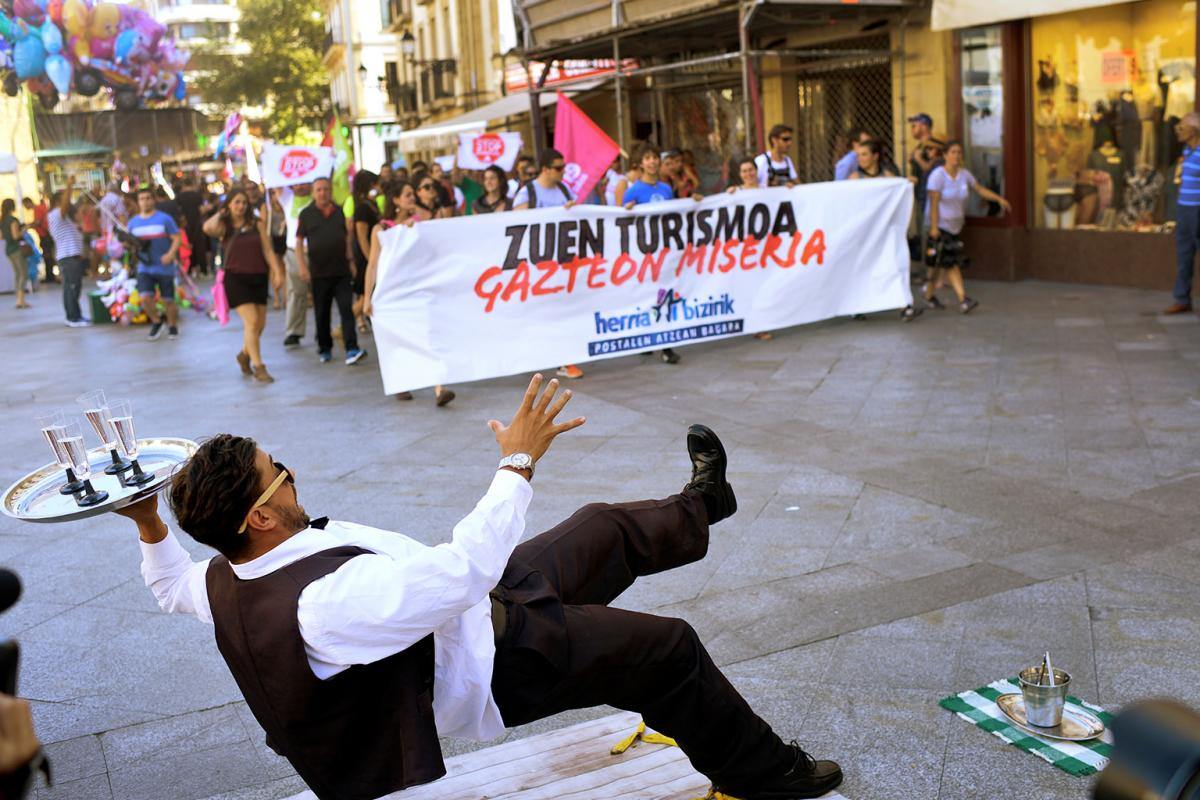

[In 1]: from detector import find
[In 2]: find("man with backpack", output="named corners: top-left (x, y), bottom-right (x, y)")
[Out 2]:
top-left (513, 149), bottom-right (576, 210)
top-left (754, 125), bottom-right (799, 188)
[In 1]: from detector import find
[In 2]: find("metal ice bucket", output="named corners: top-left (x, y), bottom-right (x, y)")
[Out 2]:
top-left (1018, 666), bottom-right (1071, 727)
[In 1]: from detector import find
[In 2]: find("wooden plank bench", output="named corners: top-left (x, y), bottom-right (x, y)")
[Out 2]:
top-left (284, 711), bottom-right (849, 800)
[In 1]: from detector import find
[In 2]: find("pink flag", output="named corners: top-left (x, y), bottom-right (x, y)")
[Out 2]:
top-left (554, 92), bottom-right (619, 203)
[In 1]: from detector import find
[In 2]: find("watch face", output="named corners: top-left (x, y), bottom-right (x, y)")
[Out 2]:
top-left (510, 453), bottom-right (532, 469)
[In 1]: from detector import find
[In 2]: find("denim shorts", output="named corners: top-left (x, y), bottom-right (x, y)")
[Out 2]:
top-left (136, 271), bottom-right (176, 301)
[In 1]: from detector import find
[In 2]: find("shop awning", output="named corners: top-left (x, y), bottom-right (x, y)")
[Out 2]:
top-left (398, 83), bottom-right (601, 147)
top-left (33, 143), bottom-right (113, 159)
top-left (932, 0), bottom-right (1129, 31)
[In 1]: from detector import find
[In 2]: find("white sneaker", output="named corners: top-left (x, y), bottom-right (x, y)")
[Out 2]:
top-left (65, 319), bottom-right (90, 328)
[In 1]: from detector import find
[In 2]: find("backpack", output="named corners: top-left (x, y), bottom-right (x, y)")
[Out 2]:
top-left (525, 181), bottom-right (572, 209)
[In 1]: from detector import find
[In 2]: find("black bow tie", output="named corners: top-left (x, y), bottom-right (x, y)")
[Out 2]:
top-left (309, 517), bottom-right (330, 530)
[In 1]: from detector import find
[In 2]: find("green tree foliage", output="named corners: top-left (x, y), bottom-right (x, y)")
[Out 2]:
top-left (193, 0), bottom-right (330, 142)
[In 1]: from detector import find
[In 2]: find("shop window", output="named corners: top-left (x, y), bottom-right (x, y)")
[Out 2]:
top-left (1031, 0), bottom-right (1194, 232)
top-left (960, 26), bottom-right (1004, 217)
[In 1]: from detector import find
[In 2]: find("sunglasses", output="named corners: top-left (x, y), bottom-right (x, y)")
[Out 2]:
top-left (419, 183), bottom-right (435, 191)
top-left (550, 164), bottom-right (565, 171)
top-left (237, 460), bottom-right (294, 534)
top-left (780, 137), bottom-right (793, 143)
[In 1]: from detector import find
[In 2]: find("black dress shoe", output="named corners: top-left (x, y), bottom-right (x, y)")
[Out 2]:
top-left (731, 743), bottom-right (843, 799)
top-left (684, 424), bottom-right (736, 524)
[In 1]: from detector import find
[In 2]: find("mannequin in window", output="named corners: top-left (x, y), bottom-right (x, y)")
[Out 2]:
top-left (1089, 139), bottom-right (1127, 210)
top-left (1134, 66), bottom-right (1163, 168)
top-left (1117, 89), bottom-right (1140, 172)
top-left (1090, 98), bottom-right (1117, 152)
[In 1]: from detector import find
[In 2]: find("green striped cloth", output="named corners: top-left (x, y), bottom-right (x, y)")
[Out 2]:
top-left (939, 678), bottom-right (1115, 777)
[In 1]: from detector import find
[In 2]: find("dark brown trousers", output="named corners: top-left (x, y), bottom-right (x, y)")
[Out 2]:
top-left (490, 491), bottom-right (790, 790)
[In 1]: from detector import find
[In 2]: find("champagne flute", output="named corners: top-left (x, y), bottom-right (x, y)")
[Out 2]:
top-left (107, 399), bottom-right (155, 487)
top-left (35, 410), bottom-right (86, 495)
top-left (76, 389), bottom-right (132, 475)
top-left (58, 420), bottom-right (109, 507)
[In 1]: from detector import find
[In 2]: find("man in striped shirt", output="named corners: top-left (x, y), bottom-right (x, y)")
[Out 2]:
top-left (47, 176), bottom-right (89, 327)
top-left (1167, 112), bottom-right (1200, 314)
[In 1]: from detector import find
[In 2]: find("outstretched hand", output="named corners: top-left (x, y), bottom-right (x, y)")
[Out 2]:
top-left (488, 373), bottom-right (586, 463)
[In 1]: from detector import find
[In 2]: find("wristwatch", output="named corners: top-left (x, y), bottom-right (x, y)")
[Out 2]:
top-left (498, 453), bottom-right (534, 476)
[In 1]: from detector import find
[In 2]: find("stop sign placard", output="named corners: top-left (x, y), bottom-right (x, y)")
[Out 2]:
top-left (279, 149), bottom-right (319, 180)
top-left (471, 133), bottom-right (507, 165)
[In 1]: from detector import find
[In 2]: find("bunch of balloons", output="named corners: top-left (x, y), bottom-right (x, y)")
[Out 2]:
top-left (1, 0), bottom-right (187, 110)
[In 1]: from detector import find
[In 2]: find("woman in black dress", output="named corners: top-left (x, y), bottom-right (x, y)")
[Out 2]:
top-left (350, 170), bottom-right (380, 335)
top-left (202, 189), bottom-right (284, 382)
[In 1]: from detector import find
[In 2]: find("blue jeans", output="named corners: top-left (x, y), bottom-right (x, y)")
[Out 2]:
top-left (59, 256), bottom-right (85, 322)
top-left (1175, 204), bottom-right (1200, 304)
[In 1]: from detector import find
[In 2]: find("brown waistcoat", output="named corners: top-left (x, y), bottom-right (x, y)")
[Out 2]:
top-left (205, 545), bottom-right (446, 800)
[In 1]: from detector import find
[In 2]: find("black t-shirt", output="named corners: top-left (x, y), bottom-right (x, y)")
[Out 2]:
top-left (297, 204), bottom-right (349, 277)
top-left (176, 190), bottom-right (203, 229)
top-left (156, 199), bottom-right (183, 226)
top-left (352, 199), bottom-right (380, 271)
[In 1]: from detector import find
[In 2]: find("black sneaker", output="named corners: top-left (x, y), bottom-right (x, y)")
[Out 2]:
top-left (901, 305), bottom-right (922, 322)
top-left (661, 348), bottom-right (681, 364)
top-left (960, 297), bottom-right (979, 314)
top-left (168, 326), bottom-right (179, 339)
top-left (926, 295), bottom-right (946, 310)
top-left (283, 334), bottom-right (301, 348)
top-left (683, 424), bottom-right (736, 524)
top-left (729, 742), bottom-right (843, 800)
top-left (147, 322), bottom-right (164, 340)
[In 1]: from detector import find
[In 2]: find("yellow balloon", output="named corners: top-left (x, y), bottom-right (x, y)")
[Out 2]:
top-left (88, 2), bottom-right (120, 40)
top-left (71, 36), bottom-right (89, 61)
top-left (63, 0), bottom-right (89, 37)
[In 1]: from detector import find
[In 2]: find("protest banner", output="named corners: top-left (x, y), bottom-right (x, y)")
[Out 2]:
top-left (372, 179), bottom-right (914, 394)
top-left (457, 132), bottom-right (523, 171)
top-left (554, 92), bottom-right (619, 202)
top-left (260, 143), bottom-right (334, 188)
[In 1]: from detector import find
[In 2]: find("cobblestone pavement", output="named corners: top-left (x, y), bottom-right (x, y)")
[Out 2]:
top-left (1, 279), bottom-right (1198, 800)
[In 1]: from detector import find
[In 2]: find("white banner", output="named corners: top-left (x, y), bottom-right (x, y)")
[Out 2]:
top-left (373, 179), bottom-right (914, 393)
top-left (457, 132), bottom-right (523, 171)
top-left (260, 143), bottom-right (334, 188)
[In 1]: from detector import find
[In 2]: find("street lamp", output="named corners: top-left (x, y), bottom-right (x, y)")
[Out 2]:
top-left (401, 30), bottom-right (415, 59)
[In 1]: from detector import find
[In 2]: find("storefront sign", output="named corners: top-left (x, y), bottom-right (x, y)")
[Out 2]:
top-left (370, 180), bottom-right (914, 393)
top-left (260, 143), bottom-right (334, 188)
top-left (457, 132), bottom-right (523, 170)
top-left (504, 59), bottom-right (638, 93)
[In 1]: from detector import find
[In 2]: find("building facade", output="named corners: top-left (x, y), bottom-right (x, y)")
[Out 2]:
top-left (510, 0), bottom-right (1196, 292)
top-left (323, 0), bottom-right (402, 171)
top-left (149, 0), bottom-right (248, 115)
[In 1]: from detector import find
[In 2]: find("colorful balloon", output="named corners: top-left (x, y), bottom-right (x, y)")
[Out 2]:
top-left (113, 27), bottom-right (135, 62)
top-left (47, 0), bottom-right (64, 25)
top-left (13, 34), bottom-right (46, 79)
top-left (44, 53), bottom-right (71, 93)
top-left (87, 2), bottom-right (118, 40)
top-left (13, 0), bottom-right (46, 26)
top-left (62, 0), bottom-right (87, 37)
top-left (40, 20), bottom-right (62, 54)
top-left (88, 35), bottom-right (113, 59)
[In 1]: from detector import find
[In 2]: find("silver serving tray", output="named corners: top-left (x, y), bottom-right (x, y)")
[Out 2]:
top-left (2, 438), bottom-right (197, 523)
top-left (996, 693), bottom-right (1107, 742)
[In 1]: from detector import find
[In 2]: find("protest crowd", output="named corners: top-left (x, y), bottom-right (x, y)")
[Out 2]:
top-left (3, 110), bottom-right (1019, 397)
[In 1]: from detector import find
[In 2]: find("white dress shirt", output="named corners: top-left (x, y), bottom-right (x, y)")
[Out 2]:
top-left (140, 469), bottom-right (533, 741)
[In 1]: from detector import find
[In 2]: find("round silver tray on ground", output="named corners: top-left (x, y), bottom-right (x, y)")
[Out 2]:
top-left (1, 438), bottom-right (198, 523)
top-left (995, 693), bottom-right (1107, 742)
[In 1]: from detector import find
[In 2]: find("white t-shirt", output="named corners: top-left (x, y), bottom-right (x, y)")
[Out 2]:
top-left (513, 181), bottom-right (574, 209)
top-left (754, 152), bottom-right (798, 187)
top-left (924, 166), bottom-right (976, 235)
top-left (603, 168), bottom-right (621, 207)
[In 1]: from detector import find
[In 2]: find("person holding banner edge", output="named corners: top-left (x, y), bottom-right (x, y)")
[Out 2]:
top-left (116, 374), bottom-right (843, 800)
top-left (363, 181), bottom-right (457, 407)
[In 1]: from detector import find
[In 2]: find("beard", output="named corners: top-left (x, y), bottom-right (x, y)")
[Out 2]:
top-left (275, 500), bottom-right (311, 533)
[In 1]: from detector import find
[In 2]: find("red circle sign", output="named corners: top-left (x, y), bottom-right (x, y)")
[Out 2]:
top-left (471, 133), bottom-right (506, 165)
top-left (280, 149), bottom-right (318, 180)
